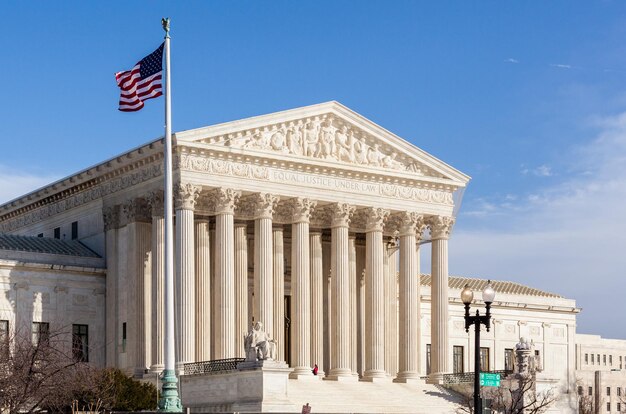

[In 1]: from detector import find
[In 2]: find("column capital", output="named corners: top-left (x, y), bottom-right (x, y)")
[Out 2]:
top-left (146, 190), bottom-right (165, 217)
top-left (210, 187), bottom-right (241, 215)
top-left (175, 183), bottom-right (201, 211)
top-left (290, 197), bottom-right (317, 223)
top-left (427, 215), bottom-right (455, 240)
top-left (121, 198), bottom-right (151, 224)
top-left (365, 207), bottom-right (389, 232)
top-left (398, 212), bottom-right (425, 237)
top-left (103, 205), bottom-right (121, 231)
top-left (252, 193), bottom-right (280, 219)
top-left (330, 203), bottom-right (355, 228)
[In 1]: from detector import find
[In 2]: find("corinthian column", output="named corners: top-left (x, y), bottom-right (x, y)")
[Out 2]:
top-left (386, 240), bottom-right (399, 378)
top-left (272, 224), bottom-right (285, 361)
top-left (328, 203), bottom-right (356, 381)
top-left (363, 207), bottom-right (389, 381)
top-left (428, 215), bottom-right (454, 384)
top-left (174, 183), bottom-right (200, 369)
top-left (212, 188), bottom-right (240, 359)
top-left (289, 197), bottom-right (316, 378)
top-left (103, 205), bottom-right (120, 368)
top-left (147, 191), bottom-right (164, 372)
top-left (310, 230), bottom-right (325, 377)
top-left (123, 198), bottom-right (152, 376)
top-left (252, 193), bottom-right (279, 336)
top-left (395, 212), bottom-right (423, 383)
top-left (349, 235), bottom-right (358, 377)
top-left (195, 217), bottom-right (211, 362)
top-left (234, 222), bottom-right (248, 358)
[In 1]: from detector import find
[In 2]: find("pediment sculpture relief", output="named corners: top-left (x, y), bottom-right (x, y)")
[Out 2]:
top-left (205, 115), bottom-right (435, 176)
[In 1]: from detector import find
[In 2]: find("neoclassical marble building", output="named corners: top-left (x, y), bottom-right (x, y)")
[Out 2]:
top-left (0, 102), bottom-right (468, 384)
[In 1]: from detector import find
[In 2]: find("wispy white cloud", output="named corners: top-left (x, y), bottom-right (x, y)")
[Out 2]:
top-left (449, 112), bottom-right (626, 338)
top-left (550, 63), bottom-right (572, 69)
top-left (0, 166), bottom-right (59, 205)
top-left (520, 164), bottom-right (553, 177)
top-left (504, 58), bottom-right (519, 64)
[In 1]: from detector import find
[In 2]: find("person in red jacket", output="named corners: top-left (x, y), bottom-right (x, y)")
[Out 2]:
top-left (312, 363), bottom-right (319, 375)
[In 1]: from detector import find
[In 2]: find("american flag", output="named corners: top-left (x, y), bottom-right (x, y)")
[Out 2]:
top-left (115, 43), bottom-right (164, 112)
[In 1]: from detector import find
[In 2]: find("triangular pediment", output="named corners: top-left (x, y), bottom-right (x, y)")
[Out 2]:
top-left (175, 101), bottom-right (470, 186)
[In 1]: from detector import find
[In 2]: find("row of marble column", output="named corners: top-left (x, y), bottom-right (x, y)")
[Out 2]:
top-left (103, 186), bottom-right (454, 382)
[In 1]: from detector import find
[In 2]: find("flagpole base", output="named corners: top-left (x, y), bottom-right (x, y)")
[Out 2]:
top-left (158, 369), bottom-right (183, 413)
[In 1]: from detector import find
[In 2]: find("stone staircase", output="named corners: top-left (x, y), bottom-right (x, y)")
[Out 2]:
top-left (286, 378), bottom-right (464, 413)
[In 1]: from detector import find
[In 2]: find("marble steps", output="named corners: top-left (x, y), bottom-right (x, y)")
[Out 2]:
top-left (286, 378), bottom-right (464, 413)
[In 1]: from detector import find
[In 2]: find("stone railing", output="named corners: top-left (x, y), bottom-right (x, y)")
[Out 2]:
top-left (183, 357), bottom-right (246, 375)
top-left (442, 370), bottom-right (512, 385)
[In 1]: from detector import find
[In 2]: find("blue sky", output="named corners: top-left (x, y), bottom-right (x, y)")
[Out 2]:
top-left (2, 1), bottom-right (626, 339)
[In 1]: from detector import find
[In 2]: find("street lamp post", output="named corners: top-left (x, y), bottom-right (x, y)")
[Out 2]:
top-left (461, 280), bottom-right (496, 414)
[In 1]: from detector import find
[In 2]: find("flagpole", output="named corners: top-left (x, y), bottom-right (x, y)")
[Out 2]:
top-left (158, 17), bottom-right (182, 413)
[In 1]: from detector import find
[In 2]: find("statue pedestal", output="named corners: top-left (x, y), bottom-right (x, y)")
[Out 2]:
top-left (181, 360), bottom-right (297, 413)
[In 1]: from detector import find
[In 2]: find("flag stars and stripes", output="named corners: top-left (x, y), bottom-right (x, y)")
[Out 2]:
top-left (115, 43), bottom-right (164, 112)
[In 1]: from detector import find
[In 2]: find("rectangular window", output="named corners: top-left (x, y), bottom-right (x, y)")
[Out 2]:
top-left (592, 354), bottom-right (595, 364)
top-left (610, 355), bottom-right (613, 366)
top-left (618, 387), bottom-right (622, 397)
top-left (607, 386), bottom-right (611, 396)
top-left (589, 386), bottom-right (593, 396)
top-left (53, 227), bottom-right (61, 239)
top-left (122, 322), bottom-right (127, 353)
top-left (480, 347), bottom-right (490, 371)
top-left (505, 348), bottom-right (514, 371)
top-left (0, 320), bottom-right (8, 355)
top-left (32, 322), bottom-right (49, 346)
top-left (71, 221), bottom-right (78, 240)
top-left (578, 386), bottom-right (583, 395)
top-left (604, 355), bottom-right (607, 365)
top-left (453, 346), bottom-right (464, 373)
top-left (617, 403), bottom-right (621, 412)
top-left (72, 324), bottom-right (88, 362)
top-left (426, 344), bottom-right (431, 375)
top-left (620, 356), bottom-right (623, 369)
top-left (585, 353), bottom-right (588, 364)
top-left (607, 402), bottom-right (611, 412)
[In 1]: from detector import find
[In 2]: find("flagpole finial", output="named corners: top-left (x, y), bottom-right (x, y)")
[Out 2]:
top-left (162, 17), bottom-right (170, 38)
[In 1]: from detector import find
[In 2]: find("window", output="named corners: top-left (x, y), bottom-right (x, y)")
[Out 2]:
top-left (620, 356), bottom-right (623, 369)
top-left (607, 386), bottom-right (611, 396)
top-left (122, 322), bottom-right (127, 353)
top-left (585, 353), bottom-right (588, 364)
top-left (480, 347), bottom-right (490, 371)
top-left (618, 387), bottom-right (622, 397)
top-left (72, 324), bottom-right (88, 362)
top-left (32, 322), bottom-right (49, 346)
top-left (589, 386), bottom-right (593, 396)
top-left (37, 233), bottom-right (43, 238)
top-left (607, 402), bottom-right (611, 412)
top-left (426, 344), bottom-right (431, 375)
top-left (604, 355), bottom-right (607, 365)
top-left (505, 348), bottom-right (514, 371)
top-left (598, 354), bottom-right (601, 364)
top-left (592, 354), bottom-right (595, 364)
top-left (53, 227), bottom-right (61, 239)
top-left (0, 320), bottom-right (8, 355)
top-left (617, 403), bottom-right (621, 412)
top-left (71, 221), bottom-right (78, 240)
top-left (610, 355), bottom-right (613, 366)
top-left (578, 386), bottom-right (583, 395)
top-left (453, 346), bottom-right (464, 373)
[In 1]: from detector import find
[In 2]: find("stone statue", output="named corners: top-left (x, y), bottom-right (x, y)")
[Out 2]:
top-left (304, 121), bottom-right (320, 157)
top-left (367, 143), bottom-right (383, 166)
top-left (270, 128), bottom-right (288, 152)
top-left (354, 138), bottom-right (369, 165)
top-left (287, 124), bottom-right (304, 156)
top-left (336, 126), bottom-right (355, 162)
top-left (244, 321), bottom-right (277, 361)
top-left (319, 118), bottom-right (337, 159)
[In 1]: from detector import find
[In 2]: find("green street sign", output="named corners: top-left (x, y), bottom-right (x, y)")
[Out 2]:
top-left (479, 372), bottom-right (501, 387)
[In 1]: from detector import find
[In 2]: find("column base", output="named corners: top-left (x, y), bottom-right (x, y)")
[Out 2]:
top-left (361, 370), bottom-right (391, 383)
top-left (426, 372), bottom-right (445, 385)
top-left (150, 364), bottom-right (165, 373)
top-left (394, 372), bottom-right (423, 384)
top-left (326, 368), bottom-right (358, 382)
top-left (289, 366), bottom-right (317, 379)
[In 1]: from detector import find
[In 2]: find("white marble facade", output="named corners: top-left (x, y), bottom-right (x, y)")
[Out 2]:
top-left (0, 102), bottom-right (585, 389)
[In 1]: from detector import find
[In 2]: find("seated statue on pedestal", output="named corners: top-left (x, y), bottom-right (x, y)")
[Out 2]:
top-left (244, 321), bottom-right (277, 361)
